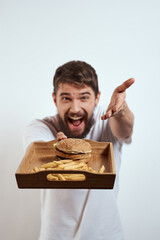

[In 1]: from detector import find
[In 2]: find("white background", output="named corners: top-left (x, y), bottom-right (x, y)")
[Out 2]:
top-left (0, 0), bottom-right (160, 239)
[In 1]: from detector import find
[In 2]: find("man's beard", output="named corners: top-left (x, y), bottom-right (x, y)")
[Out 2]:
top-left (57, 111), bottom-right (94, 139)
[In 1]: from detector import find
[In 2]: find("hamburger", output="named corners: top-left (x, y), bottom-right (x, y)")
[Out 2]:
top-left (54, 138), bottom-right (92, 161)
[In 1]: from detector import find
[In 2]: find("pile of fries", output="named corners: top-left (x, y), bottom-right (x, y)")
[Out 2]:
top-left (31, 159), bottom-right (105, 181)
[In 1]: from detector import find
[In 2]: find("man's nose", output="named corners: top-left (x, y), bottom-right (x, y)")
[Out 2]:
top-left (70, 100), bottom-right (81, 113)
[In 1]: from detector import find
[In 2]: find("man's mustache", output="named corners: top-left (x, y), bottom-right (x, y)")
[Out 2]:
top-left (65, 110), bottom-right (88, 119)
top-left (67, 112), bottom-right (85, 118)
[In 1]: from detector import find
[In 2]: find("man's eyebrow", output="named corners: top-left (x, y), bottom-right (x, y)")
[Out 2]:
top-left (59, 91), bottom-right (91, 96)
top-left (60, 92), bottom-right (71, 96)
top-left (80, 92), bottom-right (91, 95)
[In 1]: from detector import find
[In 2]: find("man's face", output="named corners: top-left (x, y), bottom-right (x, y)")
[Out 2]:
top-left (52, 83), bottom-right (100, 138)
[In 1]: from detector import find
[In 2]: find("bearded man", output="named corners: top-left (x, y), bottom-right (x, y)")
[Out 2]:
top-left (23, 60), bottom-right (135, 240)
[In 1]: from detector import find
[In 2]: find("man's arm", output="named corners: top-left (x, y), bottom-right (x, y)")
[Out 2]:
top-left (101, 78), bottom-right (135, 142)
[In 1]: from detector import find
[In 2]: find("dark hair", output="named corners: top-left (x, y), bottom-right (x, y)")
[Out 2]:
top-left (53, 60), bottom-right (99, 97)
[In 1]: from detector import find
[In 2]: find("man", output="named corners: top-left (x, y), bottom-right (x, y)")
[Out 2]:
top-left (23, 60), bottom-right (135, 240)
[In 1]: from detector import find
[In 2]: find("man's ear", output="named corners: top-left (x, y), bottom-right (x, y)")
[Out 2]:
top-left (95, 91), bottom-right (101, 106)
top-left (52, 92), bottom-right (57, 106)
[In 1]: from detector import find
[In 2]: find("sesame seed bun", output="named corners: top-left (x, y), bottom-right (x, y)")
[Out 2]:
top-left (55, 138), bottom-right (92, 160)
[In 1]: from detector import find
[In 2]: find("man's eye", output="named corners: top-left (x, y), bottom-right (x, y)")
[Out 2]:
top-left (81, 96), bottom-right (89, 101)
top-left (62, 97), bottom-right (70, 101)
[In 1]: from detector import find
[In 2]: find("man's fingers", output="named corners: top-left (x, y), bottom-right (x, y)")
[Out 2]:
top-left (57, 132), bottom-right (67, 141)
top-left (101, 100), bottom-right (124, 120)
top-left (101, 107), bottom-right (113, 120)
top-left (101, 111), bottom-right (111, 120)
top-left (116, 78), bottom-right (135, 93)
top-left (101, 78), bottom-right (135, 120)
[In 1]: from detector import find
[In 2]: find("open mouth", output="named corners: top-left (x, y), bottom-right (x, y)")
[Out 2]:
top-left (67, 116), bottom-right (84, 130)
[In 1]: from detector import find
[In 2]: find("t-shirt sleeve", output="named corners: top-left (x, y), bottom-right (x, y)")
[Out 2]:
top-left (23, 119), bottom-right (55, 152)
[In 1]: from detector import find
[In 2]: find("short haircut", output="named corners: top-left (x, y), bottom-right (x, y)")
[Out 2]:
top-left (53, 60), bottom-right (99, 97)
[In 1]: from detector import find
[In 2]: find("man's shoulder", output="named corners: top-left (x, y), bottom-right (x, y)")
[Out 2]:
top-left (42, 114), bottom-right (59, 125)
top-left (28, 114), bottom-right (58, 126)
top-left (30, 114), bottom-right (60, 134)
top-left (23, 115), bottom-right (59, 151)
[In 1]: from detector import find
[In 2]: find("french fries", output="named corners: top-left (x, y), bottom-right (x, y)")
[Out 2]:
top-left (31, 159), bottom-right (105, 181)
top-left (98, 165), bottom-right (105, 173)
top-left (47, 173), bottom-right (86, 181)
top-left (47, 174), bottom-right (59, 181)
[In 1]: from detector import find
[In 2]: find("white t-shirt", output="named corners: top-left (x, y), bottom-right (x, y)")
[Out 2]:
top-left (23, 105), bottom-right (129, 240)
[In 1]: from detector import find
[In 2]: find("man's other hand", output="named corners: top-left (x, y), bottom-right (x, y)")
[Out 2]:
top-left (101, 78), bottom-right (135, 120)
top-left (57, 132), bottom-right (67, 141)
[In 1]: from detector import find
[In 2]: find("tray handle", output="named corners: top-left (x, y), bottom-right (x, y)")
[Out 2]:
top-left (46, 172), bottom-right (86, 181)
top-left (41, 169), bottom-right (95, 182)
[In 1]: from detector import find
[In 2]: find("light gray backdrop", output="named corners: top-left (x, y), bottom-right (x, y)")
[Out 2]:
top-left (0, 0), bottom-right (160, 239)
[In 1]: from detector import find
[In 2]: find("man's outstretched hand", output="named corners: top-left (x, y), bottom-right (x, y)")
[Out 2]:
top-left (101, 78), bottom-right (135, 120)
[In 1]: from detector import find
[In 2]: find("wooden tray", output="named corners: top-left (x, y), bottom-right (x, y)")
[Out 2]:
top-left (15, 139), bottom-right (116, 189)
